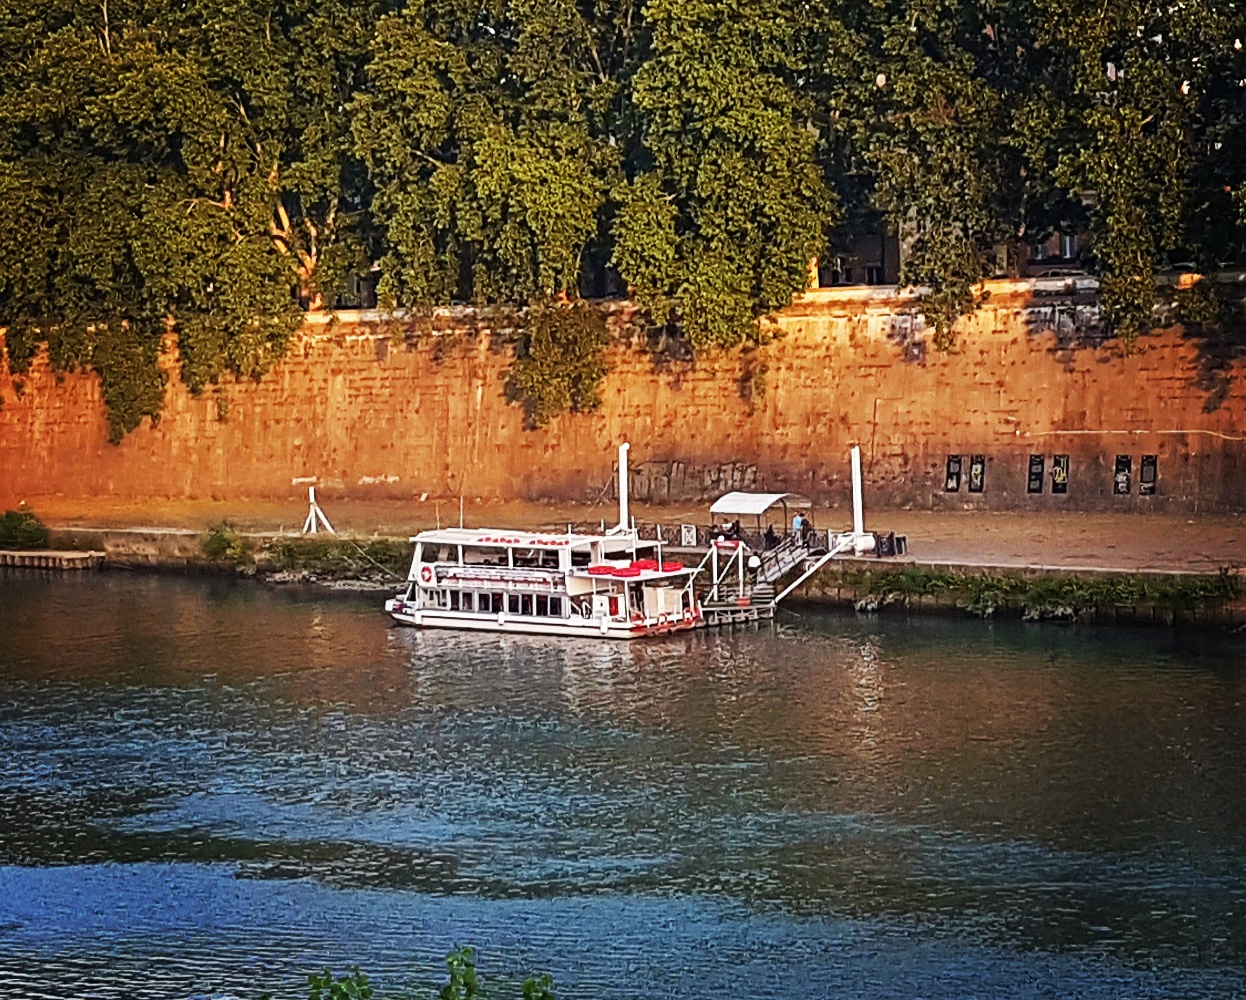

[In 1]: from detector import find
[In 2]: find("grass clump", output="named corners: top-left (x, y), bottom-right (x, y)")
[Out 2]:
top-left (0, 508), bottom-right (49, 549)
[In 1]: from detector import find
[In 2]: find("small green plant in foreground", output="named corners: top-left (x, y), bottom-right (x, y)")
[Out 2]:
top-left (263, 947), bottom-right (556, 1000)
top-left (307, 968), bottom-right (373, 1000)
top-left (0, 508), bottom-right (49, 549)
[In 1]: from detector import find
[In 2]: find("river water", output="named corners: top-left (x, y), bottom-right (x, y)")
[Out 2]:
top-left (1, 572), bottom-right (1244, 999)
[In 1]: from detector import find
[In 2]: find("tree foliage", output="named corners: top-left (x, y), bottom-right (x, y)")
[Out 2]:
top-left (613, 0), bottom-right (835, 349)
top-left (2, 0), bottom-right (1246, 434)
top-left (829, 1), bottom-right (1026, 347)
top-left (1015, 0), bottom-right (1230, 342)
top-left (0, 0), bottom-right (379, 433)
top-left (352, 0), bottom-right (633, 306)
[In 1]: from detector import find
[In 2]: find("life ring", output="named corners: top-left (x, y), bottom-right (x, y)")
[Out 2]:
top-left (419, 565), bottom-right (433, 584)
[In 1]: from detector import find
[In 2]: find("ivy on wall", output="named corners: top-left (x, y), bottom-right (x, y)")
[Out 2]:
top-left (508, 302), bottom-right (611, 428)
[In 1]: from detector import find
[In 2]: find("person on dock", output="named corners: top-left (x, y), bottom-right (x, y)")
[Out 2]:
top-left (764, 524), bottom-right (779, 550)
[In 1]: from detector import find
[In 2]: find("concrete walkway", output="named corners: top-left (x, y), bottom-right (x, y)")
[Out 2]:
top-left (6, 496), bottom-right (1244, 576)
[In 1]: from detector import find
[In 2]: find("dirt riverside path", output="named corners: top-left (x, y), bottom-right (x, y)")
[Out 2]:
top-left (5, 494), bottom-right (1244, 576)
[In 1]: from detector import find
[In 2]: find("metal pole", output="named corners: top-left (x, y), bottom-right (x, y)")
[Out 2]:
top-left (711, 542), bottom-right (719, 602)
top-left (851, 445), bottom-right (865, 537)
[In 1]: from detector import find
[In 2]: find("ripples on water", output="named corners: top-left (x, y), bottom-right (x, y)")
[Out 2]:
top-left (1, 571), bottom-right (1244, 998)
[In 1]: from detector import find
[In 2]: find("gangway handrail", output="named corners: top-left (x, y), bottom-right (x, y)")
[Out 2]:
top-left (771, 537), bottom-right (855, 606)
top-left (758, 534), bottom-right (810, 584)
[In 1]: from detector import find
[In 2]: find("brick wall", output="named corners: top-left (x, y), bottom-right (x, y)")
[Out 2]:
top-left (2, 284), bottom-right (1244, 513)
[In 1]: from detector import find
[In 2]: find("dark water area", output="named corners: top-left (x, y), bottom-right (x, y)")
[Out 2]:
top-left (1, 571), bottom-right (1245, 999)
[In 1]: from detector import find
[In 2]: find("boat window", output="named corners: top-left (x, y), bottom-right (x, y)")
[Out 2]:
top-left (508, 594), bottom-right (522, 615)
top-left (423, 589), bottom-right (442, 607)
top-left (491, 592), bottom-right (504, 612)
top-left (520, 594), bottom-right (534, 616)
top-left (536, 595), bottom-right (549, 617)
top-left (463, 546), bottom-right (505, 566)
top-left (514, 548), bottom-right (559, 569)
top-left (549, 596), bottom-right (563, 617)
top-left (432, 545), bottom-right (455, 563)
top-left (570, 549), bottom-right (591, 567)
top-left (449, 590), bottom-right (462, 611)
top-left (478, 592), bottom-right (493, 614)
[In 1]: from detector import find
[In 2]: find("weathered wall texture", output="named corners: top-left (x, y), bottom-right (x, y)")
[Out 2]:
top-left (2, 284), bottom-right (1244, 513)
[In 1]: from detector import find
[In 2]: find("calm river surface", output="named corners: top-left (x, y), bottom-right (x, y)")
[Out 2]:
top-left (1, 572), bottom-right (1245, 999)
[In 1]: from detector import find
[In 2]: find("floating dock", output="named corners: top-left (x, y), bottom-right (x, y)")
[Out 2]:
top-left (0, 550), bottom-right (105, 570)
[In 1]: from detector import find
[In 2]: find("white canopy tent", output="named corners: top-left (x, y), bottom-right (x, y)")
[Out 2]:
top-left (709, 492), bottom-right (811, 518)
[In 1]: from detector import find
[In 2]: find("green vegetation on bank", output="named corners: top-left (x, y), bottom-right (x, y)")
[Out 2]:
top-left (817, 565), bottom-right (1242, 621)
top-left (2, 0), bottom-right (1245, 432)
top-left (0, 508), bottom-right (48, 550)
top-left (201, 526), bottom-right (408, 579)
top-left (264, 536), bottom-right (410, 578)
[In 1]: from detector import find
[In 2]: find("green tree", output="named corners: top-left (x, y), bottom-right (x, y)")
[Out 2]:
top-left (1015, 0), bottom-right (1225, 341)
top-left (1185, 3), bottom-right (1246, 268)
top-left (353, 0), bottom-right (631, 307)
top-left (826, 0), bottom-right (1029, 348)
top-left (0, 0), bottom-right (379, 438)
top-left (612, 0), bottom-right (835, 349)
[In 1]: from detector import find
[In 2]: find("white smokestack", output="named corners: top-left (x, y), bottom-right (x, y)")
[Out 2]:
top-left (851, 445), bottom-right (865, 537)
top-left (618, 442), bottom-right (631, 532)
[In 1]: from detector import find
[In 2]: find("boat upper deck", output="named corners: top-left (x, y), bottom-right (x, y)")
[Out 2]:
top-left (409, 527), bottom-right (609, 548)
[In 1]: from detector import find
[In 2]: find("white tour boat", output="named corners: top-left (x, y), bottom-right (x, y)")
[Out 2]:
top-left (384, 445), bottom-right (703, 638)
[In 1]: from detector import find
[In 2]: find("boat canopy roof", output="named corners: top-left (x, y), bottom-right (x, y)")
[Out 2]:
top-left (709, 492), bottom-right (812, 517)
top-left (411, 527), bottom-right (600, 547)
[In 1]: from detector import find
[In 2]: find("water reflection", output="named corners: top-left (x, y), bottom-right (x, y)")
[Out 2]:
top-left (1, 572), bottom-right (1245, 998)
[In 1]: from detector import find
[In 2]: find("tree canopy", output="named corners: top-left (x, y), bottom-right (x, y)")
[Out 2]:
top-left (1, 0), bottom-right (1244, 433)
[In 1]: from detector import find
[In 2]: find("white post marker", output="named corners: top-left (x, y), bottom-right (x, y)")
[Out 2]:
top-left (850, 445), bottom-right (874, 554)
top-left (301, 486), bottom-right (335, 535)
top-left (851, 445), bottom-right (865, 536)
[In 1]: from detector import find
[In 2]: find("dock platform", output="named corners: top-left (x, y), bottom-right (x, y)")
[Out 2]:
top-left (702, 601), bottom-right (776, 627)
top-left (0, 550), bottom-right (105, 570)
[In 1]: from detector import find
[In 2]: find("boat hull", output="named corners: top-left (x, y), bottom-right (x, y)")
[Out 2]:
top-left (386, 603), bottom-right (701, 639)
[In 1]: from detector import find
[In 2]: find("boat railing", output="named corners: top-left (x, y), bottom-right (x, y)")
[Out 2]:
top-left (571, 520), bottom-right (832, 552)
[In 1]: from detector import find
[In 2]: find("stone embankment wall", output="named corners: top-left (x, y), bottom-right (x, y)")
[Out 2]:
top-left (2, 282), bottom-right (1244, 513)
